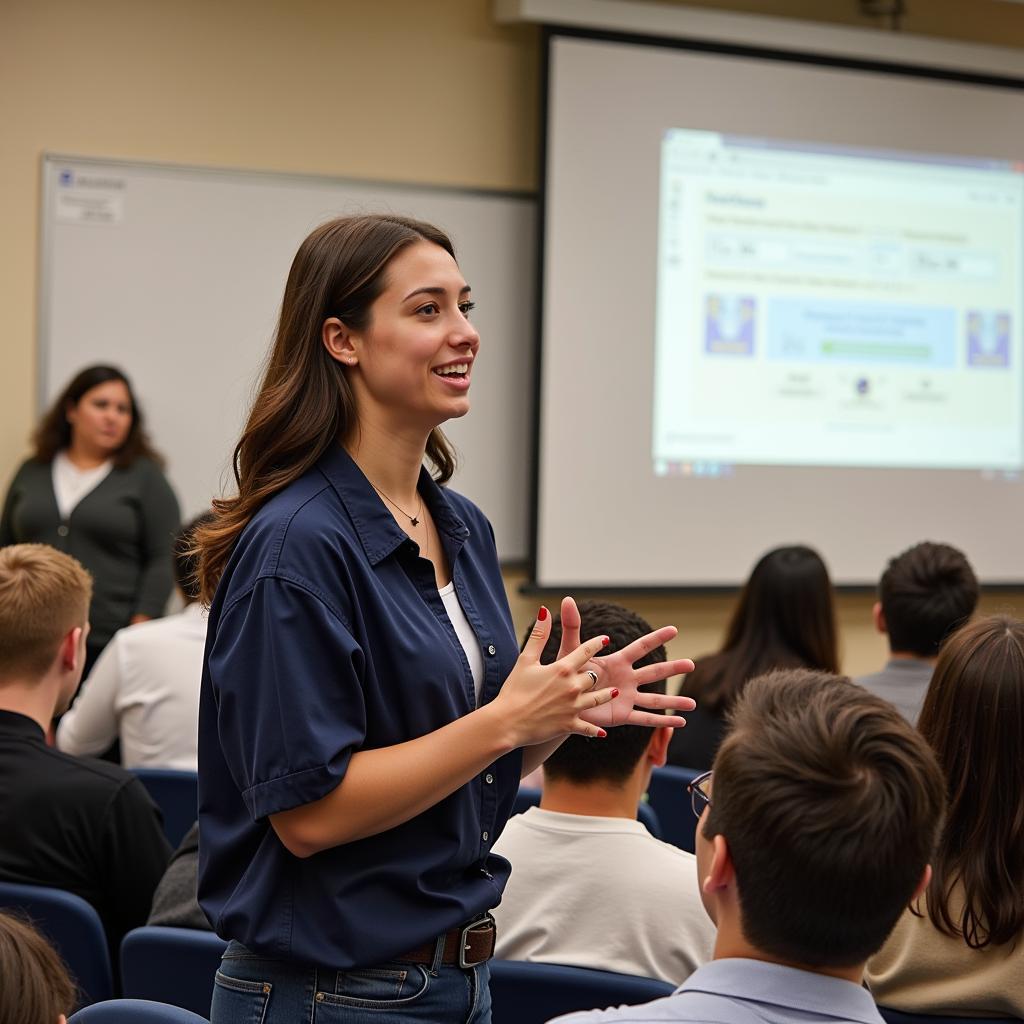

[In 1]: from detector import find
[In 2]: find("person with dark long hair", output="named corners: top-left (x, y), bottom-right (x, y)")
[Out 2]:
top-left (194, 214), bottom-right (696, 1024)
top-left (867, 615), bottom-right (1024, 1016)
top-left (0, 365), bottom-right (180, 670)
top-left (667, 545), bottom-right (838, 770)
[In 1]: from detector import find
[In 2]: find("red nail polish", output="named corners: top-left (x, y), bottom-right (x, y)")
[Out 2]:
top-left (538, 606), bottom-right (548, 621)
top-left (602, 636), bottom-right (610, 647)
top-left (611, 689), bottom-right (619, 698)
top-left (597, 728), bottom-right (608, 738)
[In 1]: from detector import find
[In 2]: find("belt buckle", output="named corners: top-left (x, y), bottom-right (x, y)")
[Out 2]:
top-left (458, 913), bottom-right (495, 969)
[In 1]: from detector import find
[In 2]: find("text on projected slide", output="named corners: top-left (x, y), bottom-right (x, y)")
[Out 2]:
top-left (652, 131), bottom-right (1024, 472)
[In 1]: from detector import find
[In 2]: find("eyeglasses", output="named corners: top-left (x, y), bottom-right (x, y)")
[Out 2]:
top-left (687, 770), bottom-right (712, 820)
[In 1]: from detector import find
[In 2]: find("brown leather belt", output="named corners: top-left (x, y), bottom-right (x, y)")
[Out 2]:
top-left (396, 914), bottom-right (496, 969)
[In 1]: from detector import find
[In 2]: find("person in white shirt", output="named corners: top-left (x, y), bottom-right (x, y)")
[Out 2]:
top-left (493, 601), bottom-right (715, 985)
top-left (56, 514), bottom-right (210, 770)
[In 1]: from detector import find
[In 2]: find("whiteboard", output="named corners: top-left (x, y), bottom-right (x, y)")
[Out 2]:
top-left (39, 155), bottom-right (536, 561)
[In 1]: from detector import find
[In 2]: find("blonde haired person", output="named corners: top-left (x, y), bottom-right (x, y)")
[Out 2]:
top-left (0, 911), bottom-right (78, 1024)
top-left (0, 544), bottom-right (170, 960)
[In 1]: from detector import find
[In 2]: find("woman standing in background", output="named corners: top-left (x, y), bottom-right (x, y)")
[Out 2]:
top-left (0, 364), bottom-right (180, 671)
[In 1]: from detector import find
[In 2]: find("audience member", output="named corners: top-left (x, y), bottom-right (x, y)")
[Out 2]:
top-left (494, 601), bottom-right (714, 984)
top-left (148, 821), bottom-right (208, 930)
top-left (0, 544), bottom-right (171, 959)
top-left (867, 615), bottom-right (1024, 1015)
top-left (0, 911), bottom-right (78, 1023)
top-left (56, 513), bottom-right (211, 769)
top-left (0, 364), bottom-right (180, 673)
top-left (855, 541), bottom-right (978, 724)
top-left (553, 669), bottom-right (944, 1023)
top-left (667, 545), bottom-right (838, 770)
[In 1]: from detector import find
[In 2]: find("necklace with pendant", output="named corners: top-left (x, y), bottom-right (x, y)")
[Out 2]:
top-left (372, 485), bottom-right (424, 528)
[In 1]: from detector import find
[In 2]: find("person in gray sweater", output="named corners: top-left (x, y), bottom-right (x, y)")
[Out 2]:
top-left (0, 365), bottom-right (180, 670)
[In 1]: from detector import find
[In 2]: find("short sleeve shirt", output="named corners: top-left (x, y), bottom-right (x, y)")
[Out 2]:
top-left (197, 446), bottom-right (521, 969)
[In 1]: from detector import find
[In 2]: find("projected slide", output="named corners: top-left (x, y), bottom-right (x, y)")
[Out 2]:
top-left (652, 131), bottom-right (1024, 472)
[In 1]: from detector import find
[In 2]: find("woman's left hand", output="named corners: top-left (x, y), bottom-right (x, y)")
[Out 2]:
top-left (554, 597), bottom-right (696, 729)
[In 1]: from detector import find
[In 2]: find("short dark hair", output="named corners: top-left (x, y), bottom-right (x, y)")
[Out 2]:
top-left (703, 669), bottom-right (945, 968)
top-left (879, 542), bottom-right (978, 658)
top-left (918, 615), bottom-right (1024, 948)
top-left (520, 601), bottom-right (667, 785)
top-left (174, 512), bottom-right (214, 602)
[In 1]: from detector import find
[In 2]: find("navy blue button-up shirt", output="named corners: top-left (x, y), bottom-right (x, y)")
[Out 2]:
top-left (197, 445), bottom-right (521, 969)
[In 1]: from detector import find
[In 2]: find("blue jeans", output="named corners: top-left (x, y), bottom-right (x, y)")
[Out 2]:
top-left (210, 940), bottom-right (492, 1024)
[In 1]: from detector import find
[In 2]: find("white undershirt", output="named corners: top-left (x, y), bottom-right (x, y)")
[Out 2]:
top-left (438, 581), bottom-right (485, 704)
top-left (52, 450), bottom-right (114, 520)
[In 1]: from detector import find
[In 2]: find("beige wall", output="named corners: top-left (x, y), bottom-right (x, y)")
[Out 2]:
top-left (3, 0), bottom-right (1023, 675)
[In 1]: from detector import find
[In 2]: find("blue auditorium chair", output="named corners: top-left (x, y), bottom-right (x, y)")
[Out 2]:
top-left (132, 769), bottom-right (198, 848)
top-left (489, 959), bottom-right (674, 1023)
top-left (0, 880), bottom-right (113, 1005)
top-left (121, 926), bottom-right (227, 1016)
top-left (70, 998), bottom-right (209, 1022)
top-left (513, 786), bottom-right (663, 838)
top-left (646, 765), bottom-right (702, 853)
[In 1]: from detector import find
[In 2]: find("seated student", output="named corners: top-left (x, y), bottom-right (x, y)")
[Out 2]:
top-left (56, 513), bottom-right (211, 769)
top-left (493, 601), bottom-right (714, 984)
top-left (855, 541), bottom-right (978, 725)
top-left (667, 545), bottom-right (838, 771)
top-left (553, 668), bottom-right (945, 1023)
top-left (0, 911), bottom-right (78, 1022)
top-left (867, 615), bottom-right (1024, 1016)
top-left (0, 544), bottom-right (171, 958)
top-left (147, 820), bottom-right (208, 930)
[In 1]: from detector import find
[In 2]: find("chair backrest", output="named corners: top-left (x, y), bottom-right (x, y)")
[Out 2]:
top-left (489, 959), bottom-right (674, 1024)
top-left (0, 880), bottom-right (113, 1006)
top-left (878, 1007), bottom-right (1024, 1024)
top-left (512, 787), bottom-right (663, 839)
top-left (646, 765), bottom-right (702, 853)
top-left (70, 998), bottom-right (210, 1022)
top-left (132, 769), bottom-right (198, 848)
top-left (121, 926), bottom-right (227, 1016)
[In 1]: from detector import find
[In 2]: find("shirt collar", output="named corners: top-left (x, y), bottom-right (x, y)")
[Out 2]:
top-left (0, 709), bottom-right (46, 742)
top-left (316, 444), bottom-right (470, 566)
top-left (678, 958), bottom-right (883, 1024)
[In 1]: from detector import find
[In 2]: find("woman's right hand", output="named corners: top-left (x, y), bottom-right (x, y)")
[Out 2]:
top-left (490, 607), bottom-right (617, 747)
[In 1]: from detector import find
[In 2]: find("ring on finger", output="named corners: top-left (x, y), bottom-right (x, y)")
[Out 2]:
top-left (585, 669), bottom-right (599, 690)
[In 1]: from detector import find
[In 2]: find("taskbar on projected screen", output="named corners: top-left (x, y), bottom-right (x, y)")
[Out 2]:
top-left (652, 460), bottom-right (1023, 481)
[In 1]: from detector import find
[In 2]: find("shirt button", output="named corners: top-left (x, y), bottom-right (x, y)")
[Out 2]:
top-left (57, 525), bottom-right (69, 537)
top-left (485, 773), bottom-right (494, 784)
top-left (486, 644), bottom-right (496, 656)
top-left (482, 831), bottom-right (489, 842)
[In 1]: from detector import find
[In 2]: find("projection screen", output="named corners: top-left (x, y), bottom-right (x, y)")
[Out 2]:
top-left (534, 30), bottom-right (1024, 588)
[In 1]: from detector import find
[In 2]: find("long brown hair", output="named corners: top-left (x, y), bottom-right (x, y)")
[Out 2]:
top-left (196, 214), bottom-right (459, 604)
top-left (0, 911), bottom-right (79, 1021)
top-left (916, 615), bottom-right (1024, 949)
top-left (689, 545), bottom-right (839, 714)
top-left (32, 364), bottom-right (164, 469)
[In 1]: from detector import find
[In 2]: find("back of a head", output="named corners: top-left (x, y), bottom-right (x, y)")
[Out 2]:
top-left (879, 541), bottom-right (978, 658)
top-left (917, 615), bottom-right (1024, 948)
top-left (699, 546), bottom-right (838, 712)
top-left (175, 511), bottom-right (215, 601)
top-left (0, 911), bottom-right (78, 1024)
top-left (523, 601), bottom-right (667, 786)
top-left (704, 669), bottom-right (944, 968)
top-left (0, 545), bottom-right (92, 682)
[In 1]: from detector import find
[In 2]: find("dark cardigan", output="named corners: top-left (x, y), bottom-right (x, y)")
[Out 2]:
top-left (0, 456), bottom-right (180, 649)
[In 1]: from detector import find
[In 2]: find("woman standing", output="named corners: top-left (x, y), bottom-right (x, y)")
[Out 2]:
top-left (0, 365), bottom-right (180, 670)
top-left (194, 214), bottom-right (695, 1023)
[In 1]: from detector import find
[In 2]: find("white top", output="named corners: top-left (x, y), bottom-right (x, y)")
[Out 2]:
top-left (56, 602), bottom-right (207, 770)
top-left (52, 450), bottom-right (113, 519)
top-left (491, 807), bottom-right (716, 985)
top-left (439, 581), bottom-right (485, 703)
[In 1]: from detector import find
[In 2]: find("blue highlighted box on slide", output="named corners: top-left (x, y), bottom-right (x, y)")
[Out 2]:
top-left (766, 298), bottom-right (956, 366)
